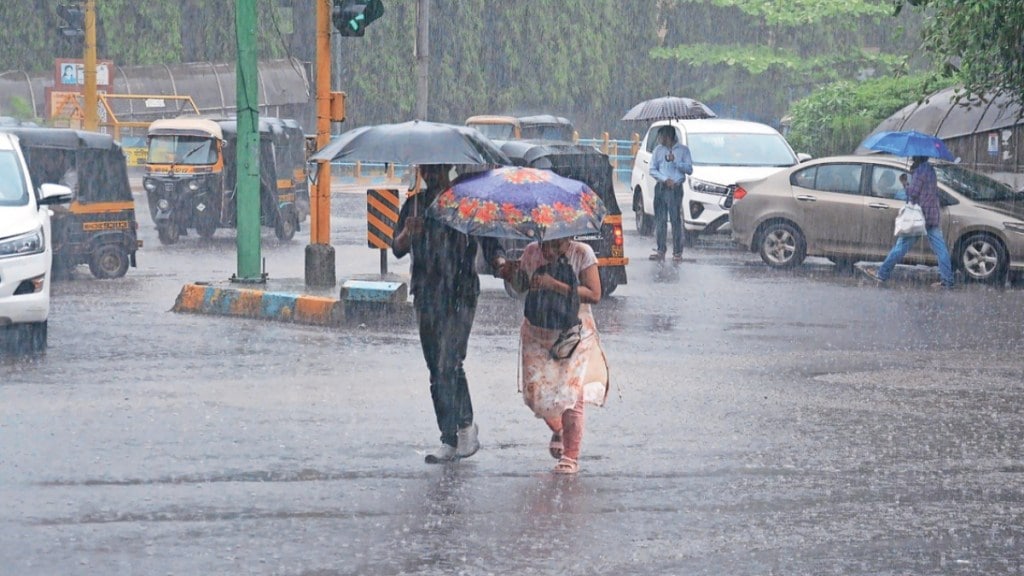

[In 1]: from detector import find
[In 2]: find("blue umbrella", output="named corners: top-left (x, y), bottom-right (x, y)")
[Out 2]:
top-left (861, 130), bottom-right (956, 161)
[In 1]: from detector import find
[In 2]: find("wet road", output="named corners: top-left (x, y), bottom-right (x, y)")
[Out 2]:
top-left (2, 187), bottom-right (1024, 575)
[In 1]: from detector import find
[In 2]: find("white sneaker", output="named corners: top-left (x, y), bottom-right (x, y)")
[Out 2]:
top-left (455, 423), bottom-right (480, 459)
top-left (424, 444), bottom-right (456, 464)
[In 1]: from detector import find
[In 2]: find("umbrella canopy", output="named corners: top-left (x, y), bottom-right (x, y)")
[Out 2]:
top-left (310, 120), bottom-right (510, 166)
top-left (860, 130), bottom-right (956, 161)
top-left (621, 95), bottom-right (716, 121)
top-left (429, 166), bottom-right (607, 240)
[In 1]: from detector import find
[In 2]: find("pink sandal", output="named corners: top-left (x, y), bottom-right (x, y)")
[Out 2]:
top-left (549, 433), bottom-right (563, 459)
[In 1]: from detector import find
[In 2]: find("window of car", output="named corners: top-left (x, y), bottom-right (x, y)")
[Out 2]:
top-left (791, 164), bottom-right (864, 195)
top-left (870, 166), bottom-right (909, 200)
top-left (686, 133), bottom-right (797, 167)
top-left (0, 150), bottom-right (29, 206)
top-left (935, 164), bottom-right (1021, 203)
top-left (469, 123), bottom-right (515, 140)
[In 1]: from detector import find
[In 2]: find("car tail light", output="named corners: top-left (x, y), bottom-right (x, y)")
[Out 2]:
top-left (733, 186), bottom-right (748, 201)
top-left (612, 222), bottom-right (623, 247)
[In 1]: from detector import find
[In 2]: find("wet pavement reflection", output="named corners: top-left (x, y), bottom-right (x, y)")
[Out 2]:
top-left (2, 191), bottom-right (1024, 574)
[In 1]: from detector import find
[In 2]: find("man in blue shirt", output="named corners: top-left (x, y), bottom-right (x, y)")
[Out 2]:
top-left (649, 125), bottom-right (693, 262)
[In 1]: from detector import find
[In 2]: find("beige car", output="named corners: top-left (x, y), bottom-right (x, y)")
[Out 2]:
top-left (728, 155), bottom-right (1024, 284)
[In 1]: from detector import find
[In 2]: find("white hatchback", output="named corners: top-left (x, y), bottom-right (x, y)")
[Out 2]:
top-left (0, 132), bottom-right (72, 355)
top-left (630, 118), bottom-right (806, 238)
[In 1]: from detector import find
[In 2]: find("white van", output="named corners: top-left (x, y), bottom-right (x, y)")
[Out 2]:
top-left (630, 118), bottom-right (807, 238)
top-left (0, 132), bottom-right (72, 355)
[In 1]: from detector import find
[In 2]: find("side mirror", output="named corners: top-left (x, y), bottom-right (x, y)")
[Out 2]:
top-left (38, 183), bottom-right (73, 205)
top-left (797, 153), bottom-right (813, 162)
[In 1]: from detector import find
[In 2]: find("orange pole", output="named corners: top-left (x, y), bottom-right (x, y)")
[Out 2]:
top-left (312, 0), bottom-right (332, 245)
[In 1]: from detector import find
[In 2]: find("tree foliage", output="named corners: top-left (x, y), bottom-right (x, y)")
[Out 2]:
top-left (0, 0), bottom-right (939, 139)
top-left (785, 74), bottom-right (948, 157)
top-left (894, 0), bottom-right (1024, 107)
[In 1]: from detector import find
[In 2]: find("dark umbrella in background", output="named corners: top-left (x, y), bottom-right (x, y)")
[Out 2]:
top-left (429, 166), bottom-right (607, 240)
top-left (310, 120), bottom-right (510, 166)
top-left (860, 130), bottom-right (957, 162)
top-left (621, 95), bottom-right (717, 121)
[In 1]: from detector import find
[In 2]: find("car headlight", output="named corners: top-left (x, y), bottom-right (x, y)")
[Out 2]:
top-left (689, 177), bottom-right (731, 196)
top-left (157, 199), bottom-right (170, 211)
top-left (143, 178), bottom-right (157, 192)
top-left (188, 179), bottom-right (200, 191)
top-left (1004, 222), bottom-right (1024, 234)
top-left (0, 228), bottom-right (45, 259)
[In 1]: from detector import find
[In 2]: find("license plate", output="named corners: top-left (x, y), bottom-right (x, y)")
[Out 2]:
top-left (164, 182), bottom-right (174, 192)
top-left (573, 233), bottom-right (602, 241)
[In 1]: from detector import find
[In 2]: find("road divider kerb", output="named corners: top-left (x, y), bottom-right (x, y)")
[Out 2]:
top-left (173, 283), bottom-right (345, 326)
top-left (172, 280), bottom-right (413, 327)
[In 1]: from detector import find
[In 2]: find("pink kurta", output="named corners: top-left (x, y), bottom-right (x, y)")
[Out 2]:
top-left (518, 242), bottom-right (609, 420)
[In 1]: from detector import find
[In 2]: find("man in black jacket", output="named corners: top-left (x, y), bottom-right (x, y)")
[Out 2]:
top-left (393, 164), bottom-right (506, 463)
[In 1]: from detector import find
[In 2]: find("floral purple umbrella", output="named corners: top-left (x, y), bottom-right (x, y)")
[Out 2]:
top-left (428, 166), bottom-right (607, 240)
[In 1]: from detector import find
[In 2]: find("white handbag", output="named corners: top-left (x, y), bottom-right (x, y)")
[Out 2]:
top-left (894, 203), bottom-right (927, 237)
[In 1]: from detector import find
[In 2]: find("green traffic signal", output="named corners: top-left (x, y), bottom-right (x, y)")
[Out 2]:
top-left (332, 0), bottom-right (384, 38)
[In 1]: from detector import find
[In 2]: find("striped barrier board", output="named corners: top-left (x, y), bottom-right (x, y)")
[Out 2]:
top-left (366, 188), bottom-right (400, 249)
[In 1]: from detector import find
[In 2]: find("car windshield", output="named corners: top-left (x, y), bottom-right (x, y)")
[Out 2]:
top-left (521, 125), bottom-right (574, 141)
top-left (0, 150), bottom-right (29, 206)
top-left (688, 133), bottom-right (797, 167)
top-left (147, 135), bottom-right (217, 165)
top-left (469, 123), bottom-right (515, 140)
top-left (935, 164), bottom-right (1021, 202)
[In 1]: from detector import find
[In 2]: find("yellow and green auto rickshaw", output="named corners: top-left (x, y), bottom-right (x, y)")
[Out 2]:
top-left (143, 117), bottom-right (305, 244)
top-left (4, 127), bottom-right (140, 279)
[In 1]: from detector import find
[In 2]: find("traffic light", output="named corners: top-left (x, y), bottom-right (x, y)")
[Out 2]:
top-left (57, 3), bottom-right (85, 39)
top-left (332, 0), bottom-right (384, 37)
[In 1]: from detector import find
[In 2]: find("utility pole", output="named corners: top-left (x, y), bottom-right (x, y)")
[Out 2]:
top-left (415, 0), bottom-right (429, 119)
top-left (83, 0), bottom-right (97, 130)
top-left (233, 0), bottom-right (263, 282)
top-left (305, 0), bottom-right (337, 288)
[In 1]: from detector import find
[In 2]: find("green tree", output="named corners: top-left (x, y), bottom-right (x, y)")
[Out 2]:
top-left (650, 0), bottom-right (921, 123)
top-left (894, 0), bottom-right (1024, 106)
top-left (785, 73), bottom-right (948, 157)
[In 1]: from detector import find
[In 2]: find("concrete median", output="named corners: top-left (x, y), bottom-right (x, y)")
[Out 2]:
top-left (172, 277), bottom-right (413, 327)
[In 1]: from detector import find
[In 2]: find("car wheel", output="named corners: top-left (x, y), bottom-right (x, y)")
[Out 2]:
top-left (633, 190), bottom-right (653, 236)
top-left (157, 223), bottom-right (180, 245)
top-left (275, 209), bottom-right (298, 242)
top-left (196, 216), bottom-right (217, 239)
top-left (957, 233), bottom-right (1008, 284)
top-left (758, 221), bottom-right (806, 268)
top-left (88, 244), bottom-right (130, 279)
top-left (8, 321), bottom-right (47, 356)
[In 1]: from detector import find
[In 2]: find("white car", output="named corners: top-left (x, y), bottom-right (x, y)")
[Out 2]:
top-left (630, 118), bottom-right (807, 238)
top-left (0, 132), bottom-right (72, 355)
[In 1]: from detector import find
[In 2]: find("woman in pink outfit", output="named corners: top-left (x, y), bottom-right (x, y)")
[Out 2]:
top-left (496, 237), bottom-right (610, 474)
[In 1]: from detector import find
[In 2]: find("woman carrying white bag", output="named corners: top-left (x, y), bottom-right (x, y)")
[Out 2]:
top-left (862, 156), bottom-right (955, 288)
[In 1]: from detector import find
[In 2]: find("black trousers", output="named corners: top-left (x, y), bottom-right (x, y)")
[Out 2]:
top-left (416, 294), bottom-right (477, 447)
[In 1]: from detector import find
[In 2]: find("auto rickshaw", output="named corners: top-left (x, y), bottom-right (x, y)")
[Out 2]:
top-left (272, 118), bottom-right (310, 222)
top-left (3, 127), bottom-right (140, 279)
top-left (143, 117), bottom-right (302, 244)
top-left (492, 140), bottom-right (628, 296)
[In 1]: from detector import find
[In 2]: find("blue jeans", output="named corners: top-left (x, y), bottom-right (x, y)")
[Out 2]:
top-left (877, 226), bottom-right (954, 286)
top-left (654, 182), bottom-right (684, 255)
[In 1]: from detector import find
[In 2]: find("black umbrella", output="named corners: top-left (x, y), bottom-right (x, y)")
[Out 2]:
top-left (621, 95), bottom-right (716, 121)
top-left (310, 120), bottom-right (510, 166)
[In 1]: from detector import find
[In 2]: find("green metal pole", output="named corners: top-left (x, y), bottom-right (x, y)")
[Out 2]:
top-left (234, 0), bottom-right (262, 282)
